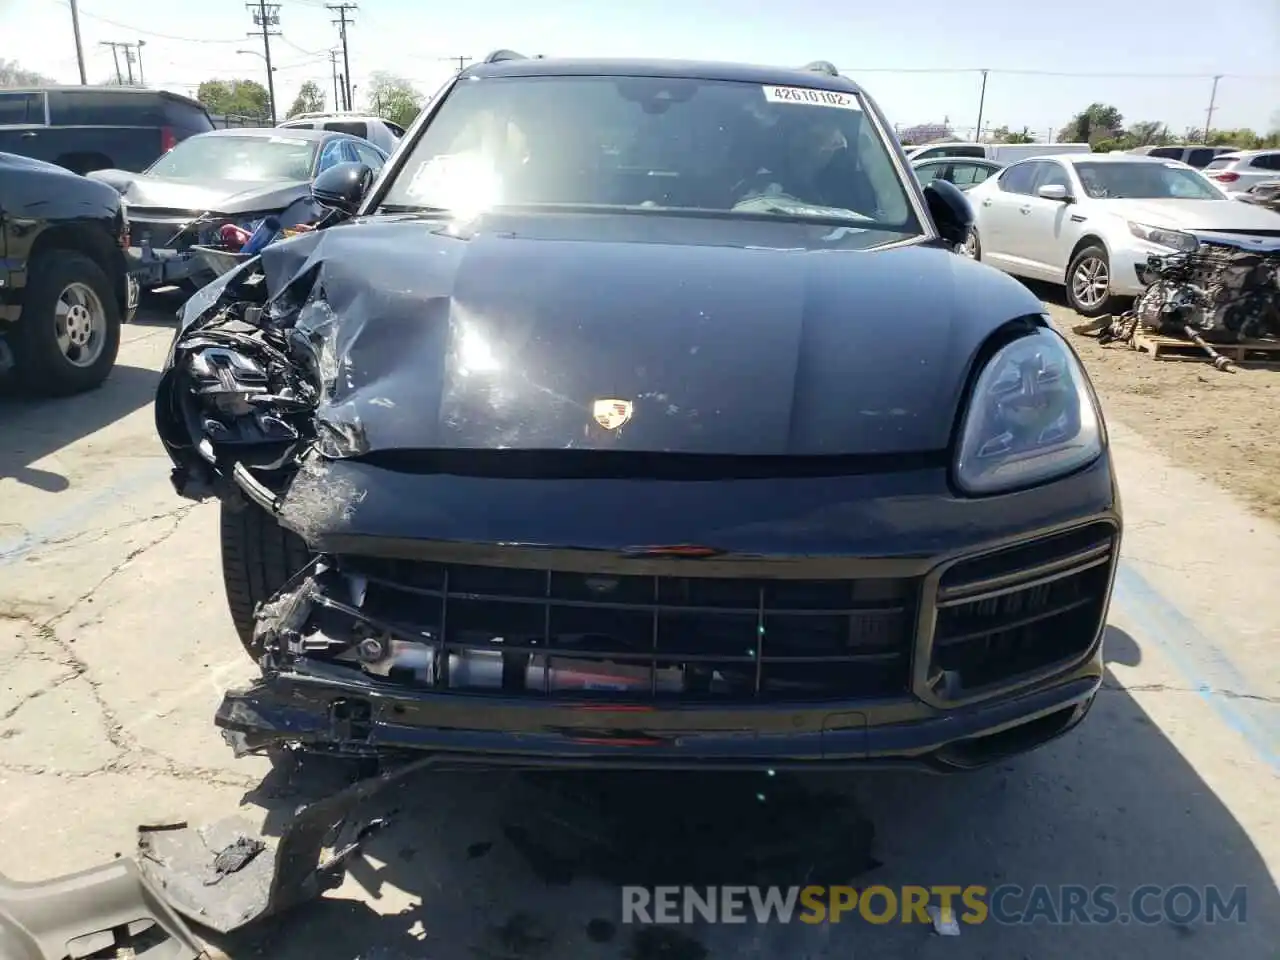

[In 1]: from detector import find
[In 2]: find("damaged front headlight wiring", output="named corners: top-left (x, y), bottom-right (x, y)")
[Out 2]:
top-left (162, 282), bottom-right (332, 506)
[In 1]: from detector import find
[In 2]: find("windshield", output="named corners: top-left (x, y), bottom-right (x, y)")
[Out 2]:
top-left (379, 75), bottom-right (919, 234)
top-left (1073, 161), bottom-right (1225, 200)
top-left (146, 135), bottom-right (317, 181)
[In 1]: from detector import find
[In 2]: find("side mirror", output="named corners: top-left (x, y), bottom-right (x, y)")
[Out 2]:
top-left (312, 161), bottom-right (373, 216)
top-left (1038, 184), bottom-right (1071, 202)
top-left (923, 179), bottom-right (974, 247)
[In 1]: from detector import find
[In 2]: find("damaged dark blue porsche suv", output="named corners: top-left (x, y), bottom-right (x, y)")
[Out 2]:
top-left (155, 52), bottom-right (1121, 773)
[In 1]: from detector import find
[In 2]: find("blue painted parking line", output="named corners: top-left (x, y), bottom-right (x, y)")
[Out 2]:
top-left (1113, 561), bottom-right (1280, 773)
top-left (0, 462), bottom-right (164, 566)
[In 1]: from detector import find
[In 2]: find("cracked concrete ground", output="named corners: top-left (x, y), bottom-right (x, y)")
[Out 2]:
top-left (0, 300), bottom-right (1276, 959)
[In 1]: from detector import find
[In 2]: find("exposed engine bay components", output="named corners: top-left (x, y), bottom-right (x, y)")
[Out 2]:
top-left (1087, 232), bottom-right (1280, 372)
top-left (1131, 236), bottom-right (1280, 341)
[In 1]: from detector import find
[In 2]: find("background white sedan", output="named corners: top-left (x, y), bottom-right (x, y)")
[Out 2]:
top-left (965, 153), bottom-right (1280, 316)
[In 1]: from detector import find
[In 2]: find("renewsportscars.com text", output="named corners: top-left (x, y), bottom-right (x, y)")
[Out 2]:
top-left (621, 884), bottom-right (1249, 926)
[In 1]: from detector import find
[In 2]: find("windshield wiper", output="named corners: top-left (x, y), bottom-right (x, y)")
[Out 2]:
top-left (377, 203), bottom-right (451, 216)
top-left (731, 195), bottom-right (873, 223)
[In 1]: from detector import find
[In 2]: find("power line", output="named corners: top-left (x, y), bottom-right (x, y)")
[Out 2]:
top-left (52, 0), bottom-right (243, 43)
top-left (279, 36), bottom-right (332, 58)
top-left (247, 1), bottom-right (281, 124)
top-left (327, 3), bottom-right (357, 111)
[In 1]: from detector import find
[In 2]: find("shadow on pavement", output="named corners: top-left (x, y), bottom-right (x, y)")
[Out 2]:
top-left (0, 363), bottom-right (160, 491)
top-left (201, 624), bottom-right (1277, 959)
top-left (131, 288), bottom-right (190, 327)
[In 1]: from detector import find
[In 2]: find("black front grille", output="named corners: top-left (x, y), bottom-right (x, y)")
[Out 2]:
top-left (338, 557), bottom-right (917, 702)
top-left (929, 522), bottom-right (1116, 698)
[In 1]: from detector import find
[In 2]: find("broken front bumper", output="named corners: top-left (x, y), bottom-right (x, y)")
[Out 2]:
top-left (127, 244), bottom-right (203, 288)
top-left (216, 661), bottom-right (1102, 773)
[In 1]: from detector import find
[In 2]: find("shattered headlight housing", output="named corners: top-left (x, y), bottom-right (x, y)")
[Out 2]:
top-left (1128, 221), bottom-right (1198, 253)
top-left (954, 326), bottom-right (1102, 495)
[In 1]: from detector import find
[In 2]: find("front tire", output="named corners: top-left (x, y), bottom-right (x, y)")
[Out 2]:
top-left (11, 251), bottom-right (121, 397)
top-left (220, 498), bottom-right (312, 658)
top-left (1066, 245), bottom-right (1117, 317)
top-left (962, 227), bottom-right (981, 260)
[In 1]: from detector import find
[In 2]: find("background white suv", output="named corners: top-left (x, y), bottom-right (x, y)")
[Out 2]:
top-left (277, 113), bottom-right (403, 154)
top-left (1202, 150), bottom-right (1280, 196)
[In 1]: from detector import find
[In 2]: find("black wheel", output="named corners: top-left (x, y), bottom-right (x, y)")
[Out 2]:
top-left (220, 497), bottom-right (312, 658)
top-left (11, 251), bottom-right (121, 397)
top-left (1065, 244), bottom-right (1117, 317)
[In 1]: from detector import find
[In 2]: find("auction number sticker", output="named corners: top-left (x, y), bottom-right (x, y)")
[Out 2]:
top-left (762, 85), bottom-right (860, 110)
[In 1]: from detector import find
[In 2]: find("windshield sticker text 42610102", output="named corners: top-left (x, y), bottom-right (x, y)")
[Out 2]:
top-left (762, 86), bottom-right (861, 111)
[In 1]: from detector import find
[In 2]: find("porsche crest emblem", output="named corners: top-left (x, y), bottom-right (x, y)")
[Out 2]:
top-left (593, 398), bottom-right (634, 430)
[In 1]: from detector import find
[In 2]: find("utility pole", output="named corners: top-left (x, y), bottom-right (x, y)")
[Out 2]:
top-left (68, 0), bottom-right (87, 84)
top-left (99, 41), bottom-right (124, 84)
top-left (974, 69), bottom-right (989, 143)
top-left (329, 50), bottom-right (341, 111)
top-left (247, 2), bottom-right (281, 124)
top-left (1202, 74), bottom-right (1223, 144)
top-left (121, 45), bottom-right (136, 84)
top-left (441, 55), bottom-right (472, 74)
top-left (338, 73), bottom-right (346, 111)
top-left (327, 4), bottom-right (357, 112)
top-left (134, 40), bottom-right (146, 85)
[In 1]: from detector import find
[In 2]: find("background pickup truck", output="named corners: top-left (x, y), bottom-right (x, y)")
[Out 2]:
top-left (0, 151), bottom-right (138, 396)
top-left (0, 86), bottom-right (214, 175)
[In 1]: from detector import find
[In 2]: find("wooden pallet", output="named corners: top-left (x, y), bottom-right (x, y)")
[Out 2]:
top-left (1131, 330), bottom-right (1280, 364)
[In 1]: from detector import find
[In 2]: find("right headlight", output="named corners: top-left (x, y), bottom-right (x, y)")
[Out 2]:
top-left (1127, 221), bottom-right (1198, 253)
top-left (955, 327), bottom-right (1102, 495)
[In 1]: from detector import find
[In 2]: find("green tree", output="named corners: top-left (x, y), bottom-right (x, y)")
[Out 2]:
top-left (367, 72), bottom-right (424, 129)
top-left (1124, 121), bottom-right (1173, 147)
top-left (197, 79), bottom-right (271, 119)
top-left (0, 58), bottom-right (53, 87)
top-left (287, 80), bottom-right (325, 118)
top-left (1058, 103), bottom-right (1124, 145)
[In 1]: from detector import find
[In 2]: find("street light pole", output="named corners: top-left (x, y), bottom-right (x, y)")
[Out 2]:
top-left (135, 40), bottom-right (146, 85)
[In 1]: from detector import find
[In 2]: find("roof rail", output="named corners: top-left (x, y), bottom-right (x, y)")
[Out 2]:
top-left (482, 49), bottom-right (526, 64)
top-left (801, 60), bottom-right (840, 77)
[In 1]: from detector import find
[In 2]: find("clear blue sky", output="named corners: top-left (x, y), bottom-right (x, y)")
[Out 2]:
top-left (4, 0), bottom-right (1277, 137)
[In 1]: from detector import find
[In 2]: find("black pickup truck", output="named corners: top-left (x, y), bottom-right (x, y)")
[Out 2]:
top-left (0, 152), bottom-right (138, 395)
top-left (0, 86), bottom-right (214, 175)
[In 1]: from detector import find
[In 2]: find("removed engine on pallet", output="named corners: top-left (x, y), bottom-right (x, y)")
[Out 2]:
top-left (1098, 231), bottom-right (1280, 371)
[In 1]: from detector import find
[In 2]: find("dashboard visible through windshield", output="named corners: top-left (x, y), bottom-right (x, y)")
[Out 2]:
top-left (378, 75), bottom-right (922, 238)
top-left (1073, 161), bottom-right (1226, 201)
top-left (146, 135), bottom-right (318, 182)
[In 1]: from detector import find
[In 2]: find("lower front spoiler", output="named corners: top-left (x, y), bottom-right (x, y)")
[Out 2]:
top-left (215, 667), bottom-right (1103, 773)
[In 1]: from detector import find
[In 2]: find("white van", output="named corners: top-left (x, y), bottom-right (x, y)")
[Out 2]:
top-left (905, 141), bottom-right (1092, 163)
top-left (276, 113), bottom-right (403, 154)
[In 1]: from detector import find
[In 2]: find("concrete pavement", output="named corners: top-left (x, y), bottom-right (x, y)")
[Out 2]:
top-left (0, 302), bottom-right (1276, 959)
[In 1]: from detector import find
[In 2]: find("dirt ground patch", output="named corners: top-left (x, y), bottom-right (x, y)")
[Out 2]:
top-left (1042, 297), bottom-right (1280, 523)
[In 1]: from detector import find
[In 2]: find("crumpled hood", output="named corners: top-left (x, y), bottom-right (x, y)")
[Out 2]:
top-left (1100, 197), bottom-right (1280, 232)
top-left (94, 170), bottom-right (310, 214)
top-left (210, 214), bottom-right (1045, 458)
